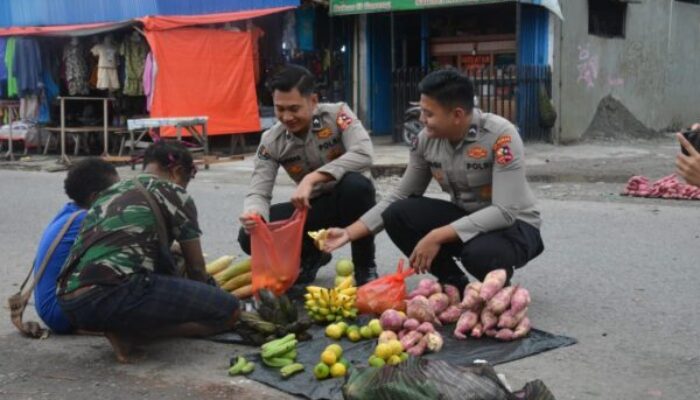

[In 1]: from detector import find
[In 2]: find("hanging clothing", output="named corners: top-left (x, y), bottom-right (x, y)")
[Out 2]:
top-left (39, 69), bottom-right (59, 124)
top-left (282, 12), bottom-right (297, 52)
top-left (14, 38), bottom-right (43, 96)
top-left (143, 51), bottom-right (158, 112)
top-left (295, 8), bottom-right (315, 52)
top-left (250, 26), bottom-right (265, 86)
top-left (0, 38), bottom-right (7, 96)
top-left (63, 41), bottom-right (90, 96)
top-left (20, 95), bottom-right (40, 122)
top-left (91, 43), bottom-right (120, 90)
top-left (120, 37), bottom-right (148, 96)
top-left (5, 38), bottom-right (18, 97)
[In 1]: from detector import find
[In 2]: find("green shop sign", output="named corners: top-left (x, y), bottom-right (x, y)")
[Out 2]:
top-left (329, 0), bottom-right (563, 19)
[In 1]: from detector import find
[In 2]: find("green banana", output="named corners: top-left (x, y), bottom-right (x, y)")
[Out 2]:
top-left (262, 356), bottom-right (295, 368)
top-left (281, 349), bottom-right (297, 360)
top-left (262, 339), bottom-right (298, 360)
top-left (241, 362), bottom-right (255, 374)
top-left (259, 289), bottom-right (279, 310)
top-left (261, 333), bottom-right (295, 352)
top-left (278, 294), bottom-right (298, 323)
top-left (228, 356), bottom-right (248, 376)
top-left (239, 311), bottom-right (277, 335)
top-left (280, 363), bottom-right (305, 378)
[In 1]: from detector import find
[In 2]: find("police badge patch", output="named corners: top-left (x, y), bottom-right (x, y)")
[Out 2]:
top-left (336, 112), bottom-right (353, 131)
top-left (493, 134), bottom-right (514, 165)
top-left (317, 127), bottom-right (332, 139)
top-left (257, 145), bottom-right (271, 160)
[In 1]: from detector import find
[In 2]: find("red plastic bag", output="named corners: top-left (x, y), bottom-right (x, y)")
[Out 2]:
top-left (249, 209), bottom-right (307, 296)
top-left (357, 259), bottom-right (414, 315)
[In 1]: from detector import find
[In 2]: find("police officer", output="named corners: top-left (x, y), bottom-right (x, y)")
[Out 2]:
top-left (239, 65), bottom-right (378, 286)
top-left (323, 68), bottom-right (544, 292)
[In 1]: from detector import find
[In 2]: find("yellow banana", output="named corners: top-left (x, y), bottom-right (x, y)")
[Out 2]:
top-left (336, 275), bottom-right (354, 290)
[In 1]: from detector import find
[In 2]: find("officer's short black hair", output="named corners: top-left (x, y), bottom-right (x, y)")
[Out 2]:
top-left (419, 68), bottom-right (475, 112)
top-left (64, 158), bottom-right (118, 208)
top-left (143, 140), bottom-right (197, 182)
top-left (267, 64), bottom-right (316, 96)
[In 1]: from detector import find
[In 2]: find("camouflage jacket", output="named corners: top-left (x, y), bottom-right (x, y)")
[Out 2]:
top-left (57, 174), bottom-right (200, 294)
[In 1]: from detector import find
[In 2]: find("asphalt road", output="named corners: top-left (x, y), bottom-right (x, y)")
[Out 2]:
top-left (1, 168), bottom-right (698, 400)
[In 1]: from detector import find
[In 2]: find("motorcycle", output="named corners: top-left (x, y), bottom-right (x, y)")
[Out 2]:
top-left (402, 97), bottom-right (480, 146)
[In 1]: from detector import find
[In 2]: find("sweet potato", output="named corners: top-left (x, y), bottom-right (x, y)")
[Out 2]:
top-left (479, 269), bottom-right (508, 302)
top-left (380, 309), bottom-right (406, 332)
top-left (400, 330), bottom-right (424, 349)
top-left (510, 287), bottom-right (531, 314)
top-left (498, 306), bottom-right (528, 329)
top-left (484, 329), bottom-right (499, 338)
top-left (495, 328), bottom-right (515, 341)
top-left (480, 309), bottom-right (498, 330)
top-left (443, 284), bottom-right (461, 306)
top-left (407, 296), bottom-right (441, 325)
top-left (438, 305), bottom-right (462, 324)
top-left (429, 293), bottom-right (450, 314)
top-left (513, 317), bottom-right (531, 339)
top-left (470, 322), bottom-right (484, 338)
top-left (486, 286), bottom-right (517, 315)
top-left (454, 310), bottom-right (478, 339)
top-left (416, 322), bottom-right (436, 334)
top-left (407, 279), bottom-right (442, 299)
top-left (403, 318), bottom-right (420, 331)
top-left (406, 336), bottom-right (428, 356)
top-left (460, 282), bottom-right (483, 311)
top-left (398, 329), bottom-right (409, 340)
top-left (425, 332), bottom-right (444, 352)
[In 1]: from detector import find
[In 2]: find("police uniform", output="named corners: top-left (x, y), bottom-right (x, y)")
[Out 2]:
top-left (240, 102), bottom-right (377, 282)
top-left (360, 109), bottom-right (544, 290)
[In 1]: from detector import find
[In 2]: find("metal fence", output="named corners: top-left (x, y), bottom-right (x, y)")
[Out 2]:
top-left (391, 65), bottom-right (553, 142)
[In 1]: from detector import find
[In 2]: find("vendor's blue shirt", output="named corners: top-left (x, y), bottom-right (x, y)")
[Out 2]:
top-left (33, 203), bottom-right (85, 333)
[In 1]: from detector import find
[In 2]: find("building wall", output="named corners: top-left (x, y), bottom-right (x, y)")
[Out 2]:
top-left (553, 0), bottom-right (700, 143)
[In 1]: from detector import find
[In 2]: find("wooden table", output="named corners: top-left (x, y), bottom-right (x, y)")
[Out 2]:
top-left (127, 117), bottom-right (210, 169)
top-left (44, 126), bottom-right (128, 156)
top-left (56, 97), bottom-right (115, 164)
top-left (0, 101), bottom-right (20, 161)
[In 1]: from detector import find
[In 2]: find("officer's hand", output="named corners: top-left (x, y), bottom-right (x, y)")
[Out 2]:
top-left (677, 132), bottom-right (700, 187)
top-left (322, 228), bottom-right (350, 252)
top-left (291, 179), bottom-right (313, 210)
top-left (410, 236), bottom-right (441, 274)
top-left (239, 212), bottom-right (261, 232)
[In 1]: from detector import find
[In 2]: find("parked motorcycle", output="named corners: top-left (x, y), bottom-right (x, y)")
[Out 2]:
top-left (402, 97), bottom-right (479, 146)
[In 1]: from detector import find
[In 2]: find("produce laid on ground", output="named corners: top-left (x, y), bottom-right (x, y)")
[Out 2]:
top-left (304, 274), bottom-right (359, 324)
top-left (228, 356), bottom-right (256, 376)
top-left (379, 307), bottom-right (444, 357)
top-left (453, 270), bottom-right (532, 341)
top-left (206, 256), bottom-right (253, 299)
top-left (325, 318), bottom-right (382, 342)
top-left (258, 334), bottom-right (306, 378)
top-left (315, 344), bottom-right (350, 380)
top-left (236, 288), bottom-right (313, 345)
top-left (368, 334), bottom-right (408, 367)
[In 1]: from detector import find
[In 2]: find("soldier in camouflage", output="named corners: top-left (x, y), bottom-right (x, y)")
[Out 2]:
top-left (57, 141), bottom-right (239, 363)
top-left (323, 69), bottom-right (544, 293)
top-left (238, 65), bottom-right (378, 286)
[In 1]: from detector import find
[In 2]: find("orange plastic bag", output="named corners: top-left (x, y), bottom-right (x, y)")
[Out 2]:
top-left (249, 209), bottom-right (307, 296)
top-left (357, 259), bottom-right (414, 315)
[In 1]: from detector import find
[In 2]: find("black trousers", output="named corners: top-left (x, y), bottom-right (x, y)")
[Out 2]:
top-left (239, 172), bottom-right (377, 273)
top-left (382, 196), bottom-right (544, 292)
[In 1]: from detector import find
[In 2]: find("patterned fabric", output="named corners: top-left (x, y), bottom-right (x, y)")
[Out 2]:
top-left (62, 42), bottom-right (90, 96)
top-left (120, 37), bottom-right (148, 96)
top-left (57, 174), bottom-right (201, 295)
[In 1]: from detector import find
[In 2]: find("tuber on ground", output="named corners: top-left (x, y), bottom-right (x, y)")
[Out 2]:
top-left (513, 317), bottom-right (531, 339)
top-left (443, 284), bottom-right (461, 306)
top-left (398, 329), bottom-right (409, 340)
top-left (471, 322), bottom-right (484, 338)
top-left (429, 293), bottom-right (450, 314)
top-left (495, 328), bottom-right (515, 341)
top-left (480, 309), bottom-right (498, 330)
top-left (510, 287), bottom-right (531, 314)
top-left (479, 269), bottom-right (508, 302)
top-left (407, 296), bottom-right (441, 325)
top-left (400, 330), bottom-right (424, 349)
top-left (406, 336), bottom-right (428, 356)
top-left (485, 329), bottom-right (499, 338)
top-left (438, 305), bottom-right (462, 324)
top-left (424, 332), bottom-right (444, 352)
top-left (460, 282), bottom-right (483, 310)
top-left (498, 306), bottom-right (528, 329)
top-left (416, 322), bottom-right (436, 334)
top-left (454, 310), bottom-right (479, 339)
top-left (403, 318), bottom-right (420, 331)
top-left (486, 286), bottom-right (517, 315)
top-left (380, 309), bottom-right (407, 332)
top-left (407, 279), bottom-right (442, 299)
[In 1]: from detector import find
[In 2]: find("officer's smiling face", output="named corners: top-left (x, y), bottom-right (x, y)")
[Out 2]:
top-left (419, 94), bottom-right (470, 140)
top-left (273, 88), bottom-right (319, 135)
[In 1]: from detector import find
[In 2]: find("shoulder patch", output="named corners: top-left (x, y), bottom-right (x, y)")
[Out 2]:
top-left (336, 112), bottom-right (353, 132)
top-left (257, 144), bottom-right (271, 161)
top-left (493, 134), bottom-right (514, 165)
top-left (410, 135), bottom-right (420, 152)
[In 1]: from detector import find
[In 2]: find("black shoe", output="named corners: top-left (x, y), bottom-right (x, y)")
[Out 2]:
top-left (295, 252), bottom-right (332, 285)
top-left (355, 265), bottom-right (379, 286)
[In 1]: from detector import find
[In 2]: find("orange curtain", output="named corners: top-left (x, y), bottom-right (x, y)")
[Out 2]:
top-left (146, 28), bottom-right (261, 136)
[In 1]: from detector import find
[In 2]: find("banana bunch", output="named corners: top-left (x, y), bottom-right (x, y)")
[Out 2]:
top-left (307, 229), bottom-right (329, 250)
top-left (260, 334), bottom-right (299, 368)
top-left (236, 289), bottom-right (313, 345)
top-left (304, 276), bottom-right (358, 324)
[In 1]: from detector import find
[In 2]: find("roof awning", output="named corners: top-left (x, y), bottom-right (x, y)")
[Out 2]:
top-left (0, 5), bottom-right (296, 37)
top-left (330, 0), bottom-right (563, 20)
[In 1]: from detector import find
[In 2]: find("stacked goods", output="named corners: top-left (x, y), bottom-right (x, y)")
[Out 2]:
top-left (260, 334), bottom-right (305, 378)
top-left (379, 308), bottom-right (444, 357)
top-left (236, 289), bottom-right (313, 345)
top-left (454, 270), bottom-right (532, 341)
top-left (314, 344), bottom-right (350, 380)
top-left (406, 280), bottom-right (463, 325)
top-left (368, 333), bottom-right (408, 367)
top-left (304, 276), bottom-right (358, 324)
top-left (325, 318), bottom-right (383, 342)
top-left (228, 356), bottom-right (255, 376)
top-left (207, 256), bottom-right (253, 299)
top-left (334, 258), bottom-right (356, 288)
